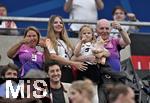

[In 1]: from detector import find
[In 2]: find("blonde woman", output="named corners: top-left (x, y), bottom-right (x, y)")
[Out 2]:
top-left (69, 79), bottom-right (95, 103)
top-left (45, 15), bottom-right (86, 83)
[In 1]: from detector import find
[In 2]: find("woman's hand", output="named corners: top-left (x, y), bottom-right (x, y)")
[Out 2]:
top-left (72, 61), bottom-right (87, 71)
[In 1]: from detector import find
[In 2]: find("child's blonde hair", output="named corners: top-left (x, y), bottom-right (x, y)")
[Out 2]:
top-left (79, 24), bottom-right (96, 43)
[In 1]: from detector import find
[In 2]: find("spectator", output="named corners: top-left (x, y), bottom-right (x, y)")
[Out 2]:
top-left (7, 26), bottom-right (45, 77)
top-left (96, 19), bottom-right (131, 103)
top-left (69, 79), bottom-right (95, 103)
top-left (20, 69), bottom-right (49, 103)
top-left (1, 63), bottom-right (18, 78)
top-left (64, 0), bottom-right (104, 36)
top-left (96, 19), bottom-right (131, 72)
top-left (44, 61), bottom-right (71, 103)
top-left (72, 24), bottom-right (109, 84)
top-left (108, 84), bottom-right (135, 103)
top-left (0, 4), bottom-right (19, 35)
top-left (0, 63), bottom-right (19, 98)
top-left (110, 6), bottom-right (139, 38)
top-left (72, 25), bottom-right (110, 103)
top-left (44, 15), bottom-right (86, 83)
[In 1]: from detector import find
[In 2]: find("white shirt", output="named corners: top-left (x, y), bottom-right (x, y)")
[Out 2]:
top-left (66, 0), bottom-right (97, 31)
top-left (80, 42), bottom-right (94, 56)
top-left (57, 39), bottom-right (72, 60)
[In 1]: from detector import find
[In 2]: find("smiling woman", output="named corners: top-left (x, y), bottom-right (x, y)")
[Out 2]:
top-left (7, 26), bottom-right (45, 77)
top-left (44, 15), bottom-right (87, 83)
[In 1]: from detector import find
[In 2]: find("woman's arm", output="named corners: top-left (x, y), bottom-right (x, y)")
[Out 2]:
top-left (7, 42), bottom-right (22, 59)
top-left (46, 52), bottom-right (87, 71)
top-left (7, 38), bottom-right (30, 59)
top-left (45, 39), bottom-right (87, 71)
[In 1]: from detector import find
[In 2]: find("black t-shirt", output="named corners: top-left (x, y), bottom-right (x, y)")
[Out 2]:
top-left (51, 86), bottom-right (66, 103)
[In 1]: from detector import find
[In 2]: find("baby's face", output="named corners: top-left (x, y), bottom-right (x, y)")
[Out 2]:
top-left (81, 27), bottom-right (93, 43)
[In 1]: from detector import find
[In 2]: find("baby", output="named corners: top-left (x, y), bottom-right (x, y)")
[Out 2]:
top-left (92, 37), bottom-right (108, 64)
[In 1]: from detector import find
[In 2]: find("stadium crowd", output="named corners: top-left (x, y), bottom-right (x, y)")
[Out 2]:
top-left (0, 2), bottom-right (147, 103)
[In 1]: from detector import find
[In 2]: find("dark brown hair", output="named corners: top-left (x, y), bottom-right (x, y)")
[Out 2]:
top-left (112, 6), bottom-right (127, 16)
top-left (44, 61), bottom-right (61, 73)
top-left (1, 63), bottom-right (19, 77)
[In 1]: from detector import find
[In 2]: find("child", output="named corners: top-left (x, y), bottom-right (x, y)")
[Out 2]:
top-left (74, 24), bottom-right (96, 64)
top-left (92, 36), bottom-right (109, 64)
top-left (73, 25), bottom-right (109, 83)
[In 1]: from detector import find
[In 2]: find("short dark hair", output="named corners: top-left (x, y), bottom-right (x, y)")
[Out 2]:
top-left (44, 61), bottom-right (60, 73)
top-left (1, 63), bottom-right (19, 77)
top-left (112, 6), bottom-right (127, 16)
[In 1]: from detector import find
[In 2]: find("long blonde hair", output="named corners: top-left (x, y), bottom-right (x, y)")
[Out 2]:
top-left (47, 15), bottom-right (74, 53)
top-left (79, 24), bottom-right (96, 43)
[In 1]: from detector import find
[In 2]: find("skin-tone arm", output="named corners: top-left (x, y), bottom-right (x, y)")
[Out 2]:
top-left (111, 21), bottom-right (131, 47)
top-left (64, 0), bottom-right (73, 12)
top-left (71, 55), bottom-right (96, 63)
top-left (95, 0), bottom-right (104, 10)
top-left (45, 39), bottom-right (87, 71)
top-left (7, 38), bottom-right (30, 59)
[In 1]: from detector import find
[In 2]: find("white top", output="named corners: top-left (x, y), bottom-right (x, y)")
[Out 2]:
top-left (66, 0), bottom-right (97, 31)
top-left (80, 42), bottom-right (94, 56)
top-left (48, 39), bottom-right (72, 60)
